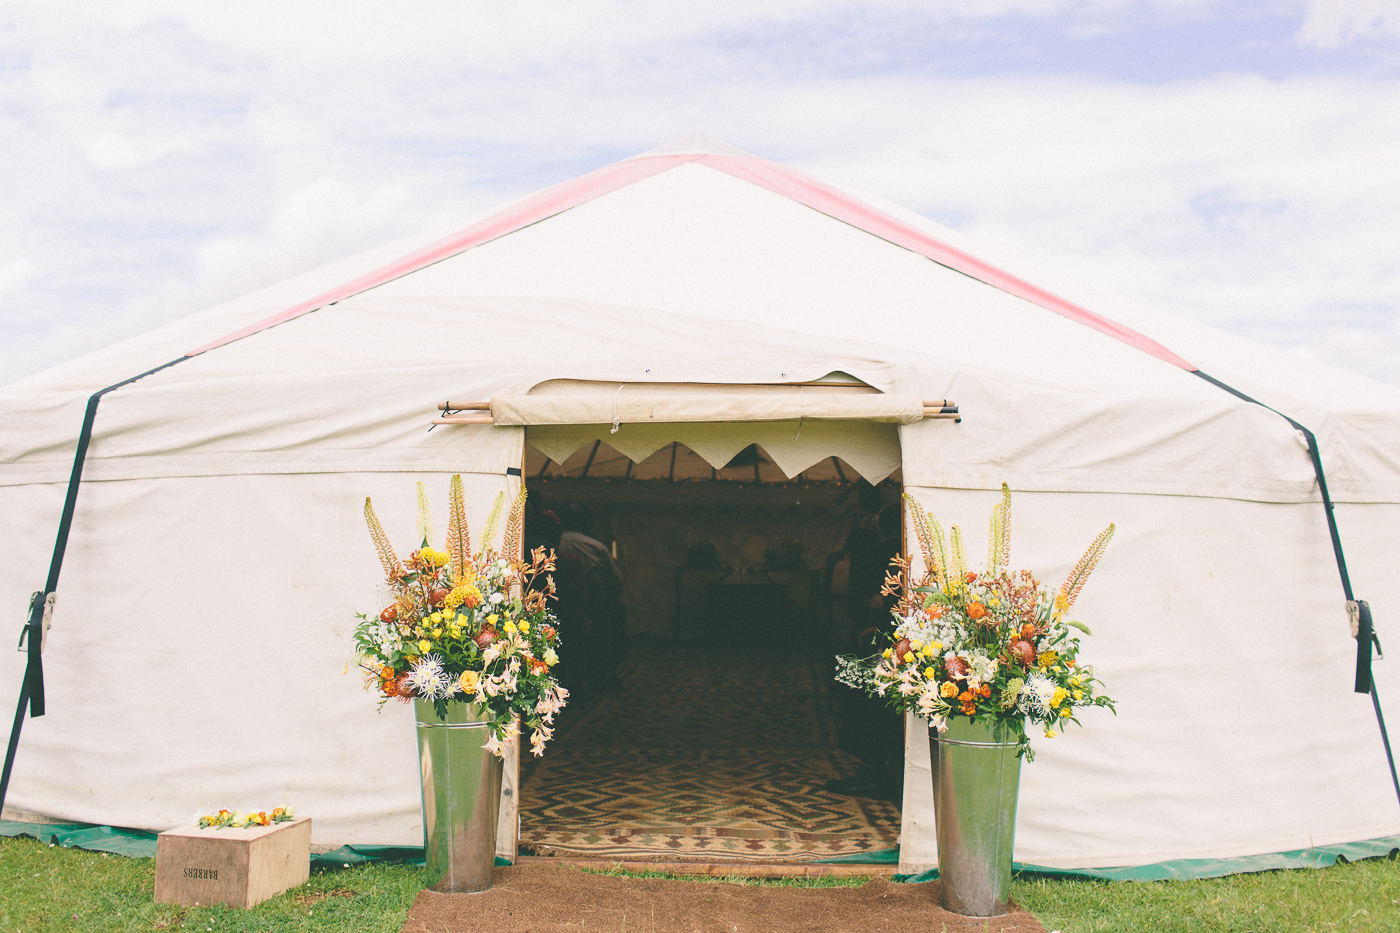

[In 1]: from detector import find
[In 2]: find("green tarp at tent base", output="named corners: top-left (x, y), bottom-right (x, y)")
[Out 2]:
top-left (890, 836), bottom-right (1400, 883)
top-left (0, 820), bottom-right (511, 869)
top-left (3, 821), bottom-right (1395, 881)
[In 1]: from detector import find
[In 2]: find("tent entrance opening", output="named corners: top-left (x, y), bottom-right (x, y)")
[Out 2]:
top-left (519, 439), bottom-right (904, 862)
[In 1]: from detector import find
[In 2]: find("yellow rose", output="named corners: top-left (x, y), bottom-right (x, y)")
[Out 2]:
top-left (486, 614), bottom-right (499, 626)
top-left (939, 682), bottom-right (958, 698)
top-left (519, 621), bottom-right (530, 633)
top-left (924, 667), bottom-right (937, 679)
top-left (503, 621), bottom-right (517, 634)
top-left (458, 670), bottom-right (480, 693)
top-left (418, 639), bottom-right (432, 653)
top-left (1050, 687), bottom-right (1068, 709)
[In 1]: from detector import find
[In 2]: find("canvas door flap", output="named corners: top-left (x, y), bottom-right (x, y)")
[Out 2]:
top-left (492, 393), bottom-right (924, 426)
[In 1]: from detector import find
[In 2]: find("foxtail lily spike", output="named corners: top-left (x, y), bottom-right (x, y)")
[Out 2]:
top-left (477, 492), bottom-right (506, 559)
top-left (445, 474), bottom-right (470, 582)
top-left (364, 497), bottom-right (405, 583)
top-left (415, 482), bottom-right (434, 547)
top-left (1060, 524), bottom-right (1116, 609)
top-left (501, 488), bottom-right (528, 561)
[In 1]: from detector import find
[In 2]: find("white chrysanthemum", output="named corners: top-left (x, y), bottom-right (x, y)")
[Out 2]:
top-left (407, 655), bottom-right (453, 700)
top-left (1018, 671), bottom-right (1057, 718)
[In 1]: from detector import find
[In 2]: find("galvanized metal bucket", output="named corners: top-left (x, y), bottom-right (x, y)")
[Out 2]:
top-left (928, 715), bottom-right (1023, 917)
top-left (415, 699), bottom-right (503, 893)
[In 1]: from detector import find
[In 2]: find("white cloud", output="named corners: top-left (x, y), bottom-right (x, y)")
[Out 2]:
top-left (2, 2), bottom-right (1399, 386)
top-left (1298, 0), bottom-right (1400, 46)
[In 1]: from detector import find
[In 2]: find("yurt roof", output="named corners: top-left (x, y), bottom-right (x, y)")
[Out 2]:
top-left (3, 133), bottom-right (1400, 503)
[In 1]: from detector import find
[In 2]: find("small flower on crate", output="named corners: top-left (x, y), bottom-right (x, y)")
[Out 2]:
top-left (835, 484), bottom-right (1116, 760)
top-left (197, 806), bottom-right (295, 829)
top-left (353, 475), bottom-right (567, 757)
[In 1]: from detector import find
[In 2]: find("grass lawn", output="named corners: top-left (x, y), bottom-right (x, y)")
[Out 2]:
top-left (1, 833), bottom-right (1396, 932)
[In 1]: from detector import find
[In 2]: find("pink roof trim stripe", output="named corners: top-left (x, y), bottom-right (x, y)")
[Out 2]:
top-left (696, 155), bottom-right (1196, 371)
top-left (186, 150), bottom-right (1196, 372)
top-left (185, 154), bottom-right (701, 356)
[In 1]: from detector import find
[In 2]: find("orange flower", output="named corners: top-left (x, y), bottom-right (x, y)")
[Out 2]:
top-left (958, 690), bottom-right (974, 704)
top-left (964, 571), bottom-right (977, 583)
top-left (978, 684), bottom-right (991, 698)
top-left (939, 682), bottom-right (958, 698)
top-left (966, 602), bottom-right (986, 620)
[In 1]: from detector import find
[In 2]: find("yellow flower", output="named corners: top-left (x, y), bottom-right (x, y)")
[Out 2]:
top-left (442, 585), bottom-right (482, 612)
top-left (921, 645), bottom-right (934, 658)
top-left (518, 621), bottom-right (530, 634)
top-left (883, 648), bottom-right (893, 659)
top-left (1038, 650), bottom-right (1059, 669)
top-left (419, 547), bottom-right (450, 568)
top-left (1053, 592), bottom-right (1069, 620)
top-left (930, 641), bottom-right (943, 653)
top-left (543, 648), bottom-right (559, 666)
top-left (924, 666), bottom-right (937, 679)
top-left (418, 639), bottom-right (432, 653)
top-left (1059, 708), bottom-right (1072, 718)
top-left (1070, 676), bottom-right (1082, 686)
top-left (910, 638), bottom-right (922, 650)
top-left (1073, 690), bottom-right (1084, 701)
top-left (902, 651), bottom-right (915, 663)
top-left (429, 612), bottom-right (442, 623)
top-left (939, 682), bottom-right (958, 698)
top-left (503, 620), bottom-right (517, 634)
top-left (1050, 687), bottom-right (1068, 709)
top-left (1044, 728), bottom-right (1058, 738)
top-left (458, 670), bottom-right (480, 693)
top-left (486, 614), bottom-right (499, 626)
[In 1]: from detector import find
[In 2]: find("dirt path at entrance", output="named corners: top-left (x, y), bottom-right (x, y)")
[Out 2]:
top-left (402, 863), bottom-right (1048, 933)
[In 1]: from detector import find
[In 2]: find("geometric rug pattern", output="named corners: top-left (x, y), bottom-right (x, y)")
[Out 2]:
top-left (519, 639), bottom-right (901, 861)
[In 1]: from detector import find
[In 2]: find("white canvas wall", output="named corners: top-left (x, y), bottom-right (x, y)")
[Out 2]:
top-left (898, 485), bottom-right (1400, 871)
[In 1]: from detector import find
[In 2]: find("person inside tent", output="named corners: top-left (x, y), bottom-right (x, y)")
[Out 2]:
top-left (826, 487), bottom-right (905, 800)
top-left (557, 503), bottom-right (628, 694)
top-left (525, 501), bottom-right (590, 699)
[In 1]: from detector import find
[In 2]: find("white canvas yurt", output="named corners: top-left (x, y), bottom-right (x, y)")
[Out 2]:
top-left (2, 134), bottom-right (1397, 874)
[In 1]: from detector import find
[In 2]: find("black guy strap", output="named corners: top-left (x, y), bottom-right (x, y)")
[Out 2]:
top-left (1, 356), bottom-right (189, 816)
top-left (1194, 370), bottom-right (1399, 807)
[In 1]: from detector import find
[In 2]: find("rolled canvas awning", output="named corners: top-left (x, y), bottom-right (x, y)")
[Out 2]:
top-left (488, 392), bottom-right (927, 426)
top-left (431, 383), bottom-right (958, 485)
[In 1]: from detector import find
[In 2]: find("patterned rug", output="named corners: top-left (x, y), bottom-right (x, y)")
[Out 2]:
top-left (519, 639), bottom-right (901, 861)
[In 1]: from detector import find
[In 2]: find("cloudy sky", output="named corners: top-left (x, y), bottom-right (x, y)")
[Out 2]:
top-left (2, 1), bottom-right (1399, 386)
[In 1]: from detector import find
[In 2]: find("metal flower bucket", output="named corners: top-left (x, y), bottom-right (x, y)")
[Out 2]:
top-left (928, 715), bottom-right (1023, 917)
top-left (415, 699), bottom-right (503, 893)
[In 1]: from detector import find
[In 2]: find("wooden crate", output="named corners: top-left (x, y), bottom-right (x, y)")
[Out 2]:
top-left (154, 817), bottom-right (311, 909)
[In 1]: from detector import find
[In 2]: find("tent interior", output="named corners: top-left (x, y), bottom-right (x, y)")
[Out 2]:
top-left (515, 437), bottom-right (904, 861)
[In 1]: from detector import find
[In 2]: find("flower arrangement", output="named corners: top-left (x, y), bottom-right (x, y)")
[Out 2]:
top-left (197, 807), bottom-right (295, 829)
top-left (836, 485), bottom-right (1116, 759)
top-left (353, 475), bottom-right (567, 757)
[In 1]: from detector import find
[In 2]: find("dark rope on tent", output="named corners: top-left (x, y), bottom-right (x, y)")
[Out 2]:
top-left (1193, 370), bottom-right (1399, 807)
top-left (1, 356), bottom-right (190, 816)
